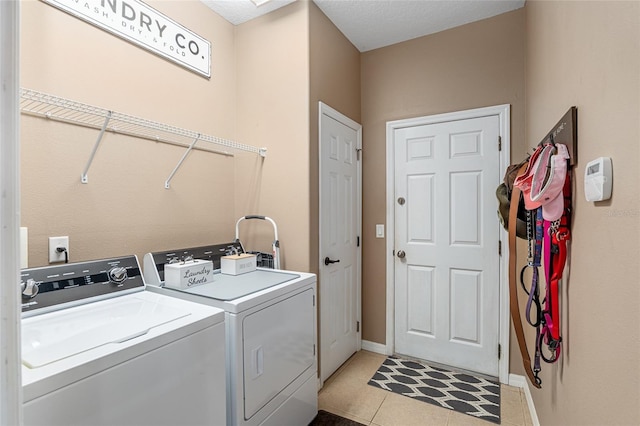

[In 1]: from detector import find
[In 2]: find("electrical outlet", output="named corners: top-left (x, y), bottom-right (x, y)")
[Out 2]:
top-left (49, 236), bottom-right (69, 263)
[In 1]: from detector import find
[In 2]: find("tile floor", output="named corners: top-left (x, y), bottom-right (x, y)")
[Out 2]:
top-left (318, 350), bottom-right (534, 426)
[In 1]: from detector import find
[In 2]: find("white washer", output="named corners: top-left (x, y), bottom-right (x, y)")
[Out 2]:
top-left (21, 255), bottom-right (226, 426)
top-left (144, 244), bottom-right (317, 426)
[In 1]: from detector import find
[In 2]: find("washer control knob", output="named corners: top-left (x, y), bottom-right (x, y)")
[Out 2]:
top-left (108, 266), bottom-right (128, 284)
top-left (21, 278), bottom-right (39, 299)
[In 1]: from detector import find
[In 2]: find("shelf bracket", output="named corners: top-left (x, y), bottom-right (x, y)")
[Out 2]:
top-left (165, 134), bottom-right (200, 189)
top-left (81, 111), bottom-right (112, 184)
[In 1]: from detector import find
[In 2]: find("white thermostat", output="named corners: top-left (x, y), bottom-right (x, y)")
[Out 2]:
top-left (584, 157), bottom-right (612, 202)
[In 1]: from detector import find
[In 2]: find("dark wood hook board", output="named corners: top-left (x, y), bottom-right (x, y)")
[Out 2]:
top-left (537, 106), bottom-right (578, 166)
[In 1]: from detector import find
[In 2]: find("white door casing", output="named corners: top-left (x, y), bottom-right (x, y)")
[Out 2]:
top-left (386, 105), bottom-right (511, 382)
top-left (0, 2), bottom-right (23, 424)
top-left (319, 102), bottom-right (362, 384)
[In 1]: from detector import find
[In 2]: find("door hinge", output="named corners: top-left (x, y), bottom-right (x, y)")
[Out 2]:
top-left (498, 240), bottom-right (502, 256)
top-left (356, 321), bottom-right (360, 333)
top-left (356, 148), bottom-right (362, 161)
top-left (357, 236), bottom-right (360, 247)
top-left (313, 344), bottom-right (316, 356)
top-left (498, 136), bottom-right (502, 151)
top-left (498, 343), bottom-right (502, 360)
top-left (312, 295), bottom-right (315, 307)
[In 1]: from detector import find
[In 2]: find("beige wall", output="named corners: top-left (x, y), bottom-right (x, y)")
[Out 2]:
top-left (309, 1), bottom-right (361, 129)
top-left (360, 9), bottom-right (526, 346)
top-left (309, 1), bottom-right (361, 277)
top-left (19, 0), bottom-right (347, 280)
top-left (234, 1), bottom-right (311, 272)
top-left (233, 0), bottom-right (360, 274)
top-left (525, 1), bottom-right (640, 424)
top-left (20, 0), bottom-right (240, 266)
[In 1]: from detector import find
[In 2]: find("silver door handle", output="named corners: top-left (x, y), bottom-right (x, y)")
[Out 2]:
top-left (397, 250), bottom-right (406, 259)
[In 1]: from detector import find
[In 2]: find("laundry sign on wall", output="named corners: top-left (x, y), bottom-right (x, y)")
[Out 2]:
top-left (42, 0), bottom-right (212, 78)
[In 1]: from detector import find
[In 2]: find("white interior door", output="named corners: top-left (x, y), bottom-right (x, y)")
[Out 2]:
top-left (319, 103), bottom-right (361, 383)
top-left (392, 114), bottom-right (501, 377)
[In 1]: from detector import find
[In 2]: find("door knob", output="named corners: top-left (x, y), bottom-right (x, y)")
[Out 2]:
top-left (324, 257), bottom-right (340, 266)
top-left (397, 250), bottom-right (406, 259)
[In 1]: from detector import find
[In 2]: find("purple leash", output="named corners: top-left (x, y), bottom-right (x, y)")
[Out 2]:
top-left (520, 208), bottom-right (544, 385)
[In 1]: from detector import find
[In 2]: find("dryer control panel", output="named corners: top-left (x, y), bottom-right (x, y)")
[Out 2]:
top-left (20, 256), bottom-right (144, 315)
top-left (144, 241), bottom-right (243, 286)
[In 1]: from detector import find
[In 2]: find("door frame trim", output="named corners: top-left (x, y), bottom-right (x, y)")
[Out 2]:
top-left (0, 1), bottom-right (23, 423)
top-left (385, 104), bottom-right (511, 383)
top-left (318, 102), bottom-right (363, 386)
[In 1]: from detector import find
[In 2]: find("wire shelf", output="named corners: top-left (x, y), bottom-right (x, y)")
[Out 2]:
top-left (19, 88), bottom-right (267, 188)
top-left (20, 88), bottom-right (265, 155)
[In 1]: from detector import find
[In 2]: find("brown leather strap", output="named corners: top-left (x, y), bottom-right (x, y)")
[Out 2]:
top-left (509, 163), bottom-right (542, 388)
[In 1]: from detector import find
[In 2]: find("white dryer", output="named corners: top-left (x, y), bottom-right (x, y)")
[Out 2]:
top-left (144, 244), bottom-right (317, 426)
top-left (21, 255), bottom-right (226, 426)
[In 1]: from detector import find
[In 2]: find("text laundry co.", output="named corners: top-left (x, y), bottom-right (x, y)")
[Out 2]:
top-left (43, 0), bottom-right (212, 77)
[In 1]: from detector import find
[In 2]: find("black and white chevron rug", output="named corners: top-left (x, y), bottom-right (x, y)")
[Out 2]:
top-left (368, 356), bottom-right (501, 424)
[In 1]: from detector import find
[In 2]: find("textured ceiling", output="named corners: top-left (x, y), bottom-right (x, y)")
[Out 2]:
top-left (314, 0), bottom-right (525, 52)
top-left (201, 0), bottom-right (525, 52)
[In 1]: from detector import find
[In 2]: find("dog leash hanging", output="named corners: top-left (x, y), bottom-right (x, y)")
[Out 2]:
top-left (537, 168), bottom-right (571, 364)
top-left (508, 141), bottom-right (572, 388)
top-left (521, 208), bottom-right (545, 385)
top-left (508, 164), bottom-right (542, 388)
top-left (521, 208), bottom-right (543, 330)
top-left (519, 207), bottom-right (544, 385)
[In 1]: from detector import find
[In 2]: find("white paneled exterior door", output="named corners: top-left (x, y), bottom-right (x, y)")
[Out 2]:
top-left (319, 103), bottom-right (361, 383)
top-left (392, 113), bottom-right (502, 377)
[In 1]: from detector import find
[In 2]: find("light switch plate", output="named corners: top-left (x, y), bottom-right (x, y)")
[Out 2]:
top-left (376, 224), bottom-right (385, 238)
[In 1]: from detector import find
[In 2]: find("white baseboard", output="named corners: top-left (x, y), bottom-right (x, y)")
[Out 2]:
top-left (508, 374), bottom-right (540, 426)
top-left (361, 340), bottom-right (388, 355)
top-left (508, 373), bottom-right (527, 388)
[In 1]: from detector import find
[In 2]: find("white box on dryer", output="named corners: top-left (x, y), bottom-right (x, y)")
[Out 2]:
top-left (221, 254), bottom-right (257, 275)
top-left (164, 259), bottom-right (214, 289)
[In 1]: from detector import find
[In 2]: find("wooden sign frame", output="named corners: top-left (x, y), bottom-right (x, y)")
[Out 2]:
top-left (537, 107), bottom-right (578, 165)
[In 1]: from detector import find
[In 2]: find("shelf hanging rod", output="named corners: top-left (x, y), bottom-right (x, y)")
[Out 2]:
top-left (81, 111), bottom-right (112, 184)
top-left (165, 134), bottom-right (200, 189)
